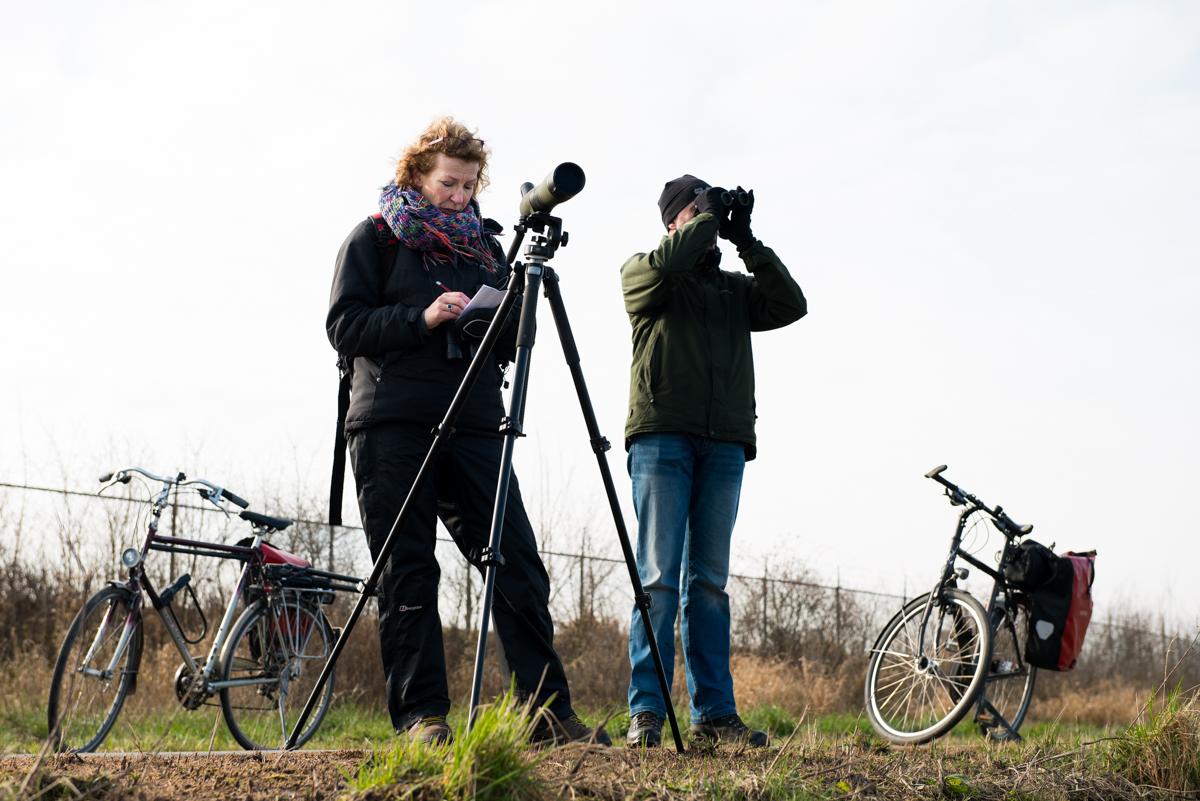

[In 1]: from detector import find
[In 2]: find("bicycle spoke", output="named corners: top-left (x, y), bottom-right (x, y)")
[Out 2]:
top-left (220, 600), bottom-right (333, 750)
top-left (897, 604), bottom-right (923, 657)
top-left (49, 588), bottom-right (141, 752)
top-left (871, 647), bottom-right (920, 661)
top-left (874, 671), bottom-right (920, 695)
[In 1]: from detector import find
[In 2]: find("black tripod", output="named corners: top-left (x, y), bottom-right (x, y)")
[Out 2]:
top-left (288, 189), bottom-right (684, 752)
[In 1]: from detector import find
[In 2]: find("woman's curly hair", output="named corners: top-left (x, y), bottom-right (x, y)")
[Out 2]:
top-left (394, 116), bottom-right (490, 194)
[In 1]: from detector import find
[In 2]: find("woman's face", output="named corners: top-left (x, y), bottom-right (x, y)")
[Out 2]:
top-left (415, 153), bottom-right (481, 213)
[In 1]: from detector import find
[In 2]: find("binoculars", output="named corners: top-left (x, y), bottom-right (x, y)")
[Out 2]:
top-left (694, 185), bottom-right (751, 207)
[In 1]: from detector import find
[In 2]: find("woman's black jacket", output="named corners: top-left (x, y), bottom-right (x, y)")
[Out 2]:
top-left (326, 217), bottom-right (516, 436)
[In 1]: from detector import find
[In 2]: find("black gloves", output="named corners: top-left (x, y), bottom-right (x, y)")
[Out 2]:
top-left (692, 186), bottom-right (729, 218)
top-left (719, 186), bottom-right (755, 250)
top-left (690, 184), bottom-right (757, 250)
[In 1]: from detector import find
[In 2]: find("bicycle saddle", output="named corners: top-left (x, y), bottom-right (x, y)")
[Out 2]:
top-left (239, 510), bottom-right (294, 531)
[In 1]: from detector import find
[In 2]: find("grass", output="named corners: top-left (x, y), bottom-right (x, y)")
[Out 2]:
top-left (0, 703), bottom-right (398, 755)
top-left (3, 702), bottom-right (1194, 801)
top-left (1104, 683), bottom-right (1200, 793)
top-left (348, 686), bottom-right (545, 801)
top-left (1, 699), bottom-right (1118, 755)
top-left (13, 670), bottom-right (1200, 800)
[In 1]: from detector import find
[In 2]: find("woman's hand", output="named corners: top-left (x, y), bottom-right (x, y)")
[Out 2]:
top-left (423, 291), bottom-right (472, 329)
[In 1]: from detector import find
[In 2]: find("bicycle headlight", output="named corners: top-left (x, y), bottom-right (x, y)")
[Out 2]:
top-left (121, 548), bottom-right (142, 569)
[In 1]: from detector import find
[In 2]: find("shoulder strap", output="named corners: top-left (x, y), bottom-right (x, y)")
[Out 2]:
top-left (328, 362), bottom-right (352, 526)
top-left (328, 216), bottom-right (398, 527)
top-left (370, 212), bottom-right (399, 246)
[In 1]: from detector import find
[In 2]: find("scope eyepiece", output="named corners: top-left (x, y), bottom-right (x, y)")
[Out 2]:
top-left (519, 162), bottom-right (586, 216)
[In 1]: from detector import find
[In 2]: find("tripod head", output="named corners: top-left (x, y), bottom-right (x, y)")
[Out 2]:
top-left (506, 163), bottom-right (584, 265)
top-left (516, 211), bottom-right (567, 262)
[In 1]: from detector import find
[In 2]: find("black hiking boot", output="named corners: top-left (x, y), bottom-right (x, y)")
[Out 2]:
top-left (690, 713), bottom-right (768, 747)
top-left (626, 711), bottom-right (663, 748)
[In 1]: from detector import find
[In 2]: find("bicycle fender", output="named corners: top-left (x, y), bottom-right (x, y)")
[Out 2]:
top-left (101, 582), bottom-right (145, 694)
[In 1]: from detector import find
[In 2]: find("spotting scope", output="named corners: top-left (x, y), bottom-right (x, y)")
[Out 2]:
top-left (519, 162), bottom-right (586, 216)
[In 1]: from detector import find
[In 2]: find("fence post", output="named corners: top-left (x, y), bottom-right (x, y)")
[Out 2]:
top-left (169, 490), bottom-right (179, 579)
top-left (327, 524), bottom-right (335, 572)
top-left (761, 566), bottom-right (769, 652)
top-left (579, 550), bottom-right (587, 621)
top-left (1160, 617), bottom-right (1169, 674)
top-left (834, 570), bottom-right (843, 650)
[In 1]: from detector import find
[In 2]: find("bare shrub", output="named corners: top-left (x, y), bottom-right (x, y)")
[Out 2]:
top-left (731, 556), bottom-right (882, 668)
top-left (552, 615), bottom-right (629, 710)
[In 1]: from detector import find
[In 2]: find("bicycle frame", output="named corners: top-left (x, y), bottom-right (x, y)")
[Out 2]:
top-left (864, 464), bottom-right (1038, 744)
top-left (921, 466), bottom-right (1034, 738)
top-left (93, 476), bottom-right (262, 694)
top-left (88, 468), bottom-right (352, 699)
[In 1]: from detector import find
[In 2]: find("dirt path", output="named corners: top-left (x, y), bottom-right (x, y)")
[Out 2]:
top-left (1, 741), bottom-right (1184, 800)
top-left (0, 750), bottom-right (366, 800)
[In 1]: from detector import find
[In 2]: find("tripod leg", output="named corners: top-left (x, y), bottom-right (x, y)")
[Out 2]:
top-left (467, 262), bottom-right (545, 728)
top-left (286, 268), bottom-right (523, 749)
top-left (541, 268), bottom-right (686, 753)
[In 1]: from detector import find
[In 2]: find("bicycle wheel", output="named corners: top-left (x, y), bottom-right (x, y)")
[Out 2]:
top-left (865, 588), bottom-right (991, 744)
top-left (219, 596), bottom-right (335, 750)
top-left (976, 598), bottom-right (1037, 740)
top-left (47, 585), bottom-right (144, 752)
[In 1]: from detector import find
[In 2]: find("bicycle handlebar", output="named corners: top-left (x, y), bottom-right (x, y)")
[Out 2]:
top-left (924, 464), bottom-right (1033, 537)
top-left (217, 489), bottom-right (250, 509)
top-left (98, 467), bottom-right (251, 509)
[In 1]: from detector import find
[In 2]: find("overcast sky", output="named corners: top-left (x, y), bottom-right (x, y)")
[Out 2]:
top-left (2, 1), bottom-right (1197, 621)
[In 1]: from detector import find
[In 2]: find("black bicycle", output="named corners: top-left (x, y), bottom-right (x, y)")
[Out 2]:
top-left (46, 467), bottom-right (366, 752)
top-left (864, 465), bottom-right (1039, 744)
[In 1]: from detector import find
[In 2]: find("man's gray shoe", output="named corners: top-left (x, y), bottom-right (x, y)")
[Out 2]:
top-left (407, 715), bottom-right (453, 745)
top-left (690, 713), bottom-right (768, 747)
top-left (625, 711), bottom-right (663, 748)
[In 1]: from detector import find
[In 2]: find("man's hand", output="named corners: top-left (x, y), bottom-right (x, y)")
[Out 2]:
top-left (719, 186), bottom-right (755, 250)
top-left (693, 186), bottom-right (731, 222)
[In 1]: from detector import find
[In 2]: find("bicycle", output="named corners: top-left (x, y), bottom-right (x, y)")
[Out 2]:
top-left (864, 465), bottom-right (1039, 744)
top-left (46, 467), bottom-right (366, 752)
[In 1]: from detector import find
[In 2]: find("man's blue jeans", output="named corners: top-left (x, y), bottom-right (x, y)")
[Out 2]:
top-left (627, 433), bottom-right (746, 723)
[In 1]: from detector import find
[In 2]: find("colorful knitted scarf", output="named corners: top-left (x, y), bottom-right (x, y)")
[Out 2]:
top-left (378, 183), bottom-right (504, 274)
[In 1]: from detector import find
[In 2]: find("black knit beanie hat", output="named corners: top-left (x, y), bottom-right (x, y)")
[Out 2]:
top-left (658, 174), bottom-right (709, 229)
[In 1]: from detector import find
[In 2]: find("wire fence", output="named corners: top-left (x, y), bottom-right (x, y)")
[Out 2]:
top-left (4, 476), bottom-right (1199, 720)
top-left (0, 478), bottom-right (1186, 653)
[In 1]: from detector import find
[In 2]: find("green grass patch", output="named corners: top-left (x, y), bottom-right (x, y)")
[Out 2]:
top-left (348, 686), bottom-right (545, 800)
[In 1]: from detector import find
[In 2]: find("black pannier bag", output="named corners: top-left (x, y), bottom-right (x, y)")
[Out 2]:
top-left (1004, 539), bottom-right (1058, 589)
top-left (1022, 550), bottom-right (1097, 671)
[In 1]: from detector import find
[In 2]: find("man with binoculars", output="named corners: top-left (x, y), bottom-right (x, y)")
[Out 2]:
top-left (620, 175), bottom-right (807, 747)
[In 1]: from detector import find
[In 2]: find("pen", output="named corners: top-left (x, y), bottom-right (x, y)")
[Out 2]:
top-left (434, 280), bottom-right (453, 293)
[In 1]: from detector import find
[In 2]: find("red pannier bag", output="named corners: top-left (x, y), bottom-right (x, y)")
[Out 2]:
top-left (1025, 550), bottom-right (1096, 671)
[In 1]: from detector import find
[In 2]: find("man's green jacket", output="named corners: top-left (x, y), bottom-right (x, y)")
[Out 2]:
top-left (620, 212), bottom-right (807, 459)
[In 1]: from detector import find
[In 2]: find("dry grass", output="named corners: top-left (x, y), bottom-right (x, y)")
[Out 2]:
top-left (1106, 686), bottom-right (1200, 793)
top-left (730, 654), bottom-right (858, 717)
top-left (1030, 678), bottom-right (1150, 728)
